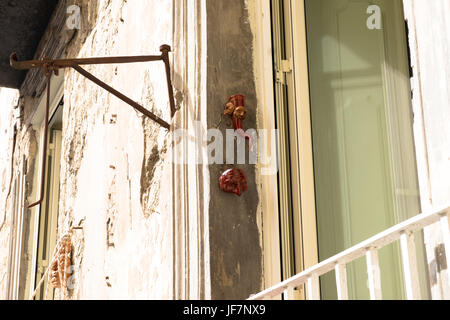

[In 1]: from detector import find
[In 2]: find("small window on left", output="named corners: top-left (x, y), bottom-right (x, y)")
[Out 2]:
top-left (33, 98), bottom-right (64, 300)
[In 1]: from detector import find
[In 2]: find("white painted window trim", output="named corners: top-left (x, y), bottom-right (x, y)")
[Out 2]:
top-left (7, 158), bottom-right (26, 300)
top-left (171, 0), bottom-right (210, 300)
top-left (248, 0), bottom-right (282, 296)
top-left (250, 0), bottom-right (320, 298)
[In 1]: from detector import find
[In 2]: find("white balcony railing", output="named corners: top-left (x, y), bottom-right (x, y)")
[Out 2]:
top-left (249, 205), bottom-right (450, 300)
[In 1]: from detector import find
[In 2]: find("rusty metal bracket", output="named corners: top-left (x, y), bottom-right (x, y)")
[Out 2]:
top-left (10, 44), bottom-right (176, 208)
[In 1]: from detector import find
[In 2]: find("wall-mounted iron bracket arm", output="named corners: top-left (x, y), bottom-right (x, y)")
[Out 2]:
top-left (10, 44), bottom-right (176, 127)
top-left (10, 44), bottom-right (176, 208)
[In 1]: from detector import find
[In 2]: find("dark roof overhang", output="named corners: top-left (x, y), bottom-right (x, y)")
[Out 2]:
top-left (0, 0), bottom-right (59, 88)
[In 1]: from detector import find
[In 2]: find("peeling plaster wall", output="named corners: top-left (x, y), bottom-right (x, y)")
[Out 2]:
top-left (58, 0), bottom-right (262, 300)
top-left (1, 0), bottom-right (265, 300)
top-left (57, 0), bottom-right (175, 299)
top-left (0, 0), bottom-right (178, 300)
top-left (0, 88), bottom-right (19, 299)
top-left (403, 0), bottom-right (450, 299)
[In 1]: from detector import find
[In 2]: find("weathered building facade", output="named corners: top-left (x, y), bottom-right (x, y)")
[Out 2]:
top-left (0, 0), bottom-right (449, 300)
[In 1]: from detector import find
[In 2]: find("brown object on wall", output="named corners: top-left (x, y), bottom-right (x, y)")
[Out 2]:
top-left (50, 234), bottom-right (72, 289)
top-left (226, 94), bottom-right (247, 131)
top-left (224, 94), bottom-right (252, 143)
top-left (219, 168), bottom-right (248, 196)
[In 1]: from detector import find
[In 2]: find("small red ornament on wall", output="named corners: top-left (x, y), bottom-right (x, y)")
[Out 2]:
top-left (219, 168), bottom-right (248, 196)
top-left (224, 94), bottom-right (252, 141)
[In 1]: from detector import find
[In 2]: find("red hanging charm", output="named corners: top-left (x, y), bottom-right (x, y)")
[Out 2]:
top-left (224, 94), bottom-right (252, 142)
top-left (219, 168), bottom-right (248, 196)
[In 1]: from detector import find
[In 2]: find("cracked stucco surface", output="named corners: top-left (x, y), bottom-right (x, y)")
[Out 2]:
top-left (0, 88), bottom-right (19, 299)
top-left (56, 0), bottom-right (174, 299)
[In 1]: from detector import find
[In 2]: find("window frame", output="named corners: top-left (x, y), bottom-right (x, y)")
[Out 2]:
top-left (251, 0), bottom-right (319, 298)
top-left (7, 158), bottom-right (26, 300)
top-left (28, 73), bottom-right (64, 300)
top-left (255, 0), bottom-right (428, 300)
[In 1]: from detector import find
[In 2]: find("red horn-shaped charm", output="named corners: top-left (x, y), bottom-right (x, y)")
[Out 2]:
top-left (219, 168), bottom-right (248, 196)
top-left (224, 94), bottom-right (252, 143)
